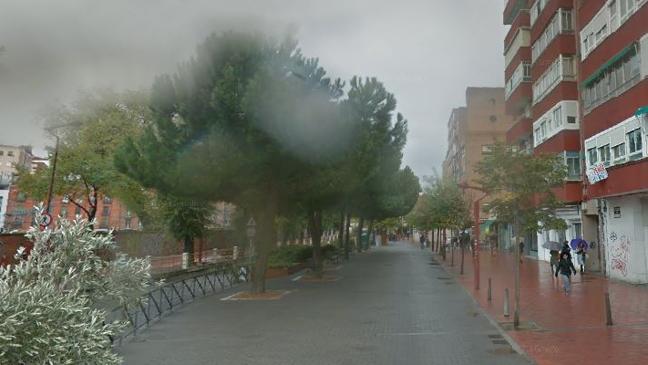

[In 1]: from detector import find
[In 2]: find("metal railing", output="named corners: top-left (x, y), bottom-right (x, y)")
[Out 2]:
top-left (109, 258), bottom-right (254, 345)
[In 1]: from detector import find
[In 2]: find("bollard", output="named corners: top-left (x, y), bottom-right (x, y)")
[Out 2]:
top-left (487, 278), bottom-right (492, 302)
top-left (504, 288), bottom-right (510, 317)
top-left (605, 292), bottom-right (613, 326)
top-left (233, 245), bottom-right (239, 261)
top-left (181, 252), bottom-right (190, 270)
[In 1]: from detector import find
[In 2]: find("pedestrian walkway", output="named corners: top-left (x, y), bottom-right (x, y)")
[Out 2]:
top-left (438, 248), bottom-right (648, 365)
top-left (119, 242), bottom-right (529, 365)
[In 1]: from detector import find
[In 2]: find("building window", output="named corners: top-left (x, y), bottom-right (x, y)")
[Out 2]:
top-left (553, 106), bottom-right (563, 128)
top-left (102, 206), bottom-right (110, 217)
top-left (598, 144), bottom-right (611, 166)
top-left (75, 205), bottom-right (82, 216)
top-left (0, 151), bottom-right (3, 156)
top-left (565, 153), bottom-right (581, 180)
top-left (7, 151), bottom-right (14, 157)
top-left (567, 116), bottom-right (576, 124)
top-left (588, 148), bottom-right (598, 165)
top-left (583, 45), bottom-right (640, 112)
top-left (612, 143), bottom-right (626, 162)
top-left (16, 192), bottom-right (26, 202)
top-left (60, 207), bottom-right (68, 218)
top-left (627, 129), bottom-right (643, 159)
top-left (103, 196), bottom-right (112, 205)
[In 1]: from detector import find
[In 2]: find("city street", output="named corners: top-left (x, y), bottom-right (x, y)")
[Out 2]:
top-left (118, 242), bottom-right (530, 365)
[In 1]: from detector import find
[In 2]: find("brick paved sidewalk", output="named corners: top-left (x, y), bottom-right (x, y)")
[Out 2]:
top-left (438, 249), bottom-right (648, 365)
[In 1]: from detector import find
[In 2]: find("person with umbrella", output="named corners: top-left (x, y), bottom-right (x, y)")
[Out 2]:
top-left (542, 240), bottom-right (562, 274)
top-left (555, 251), bottom-right (577, 294)
top-left (575, 239), bottom-right (588, 274)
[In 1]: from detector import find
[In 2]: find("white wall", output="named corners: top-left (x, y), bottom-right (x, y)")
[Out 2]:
top-left (0, 189), bottom-right (8, 232)
top-left (536, 206), bottom-right (581, 267)
top-left (602, 195), bottom-right (648, 283)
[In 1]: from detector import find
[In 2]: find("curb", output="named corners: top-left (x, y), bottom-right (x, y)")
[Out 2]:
top-left (433, 253), bottom-right (537, 365)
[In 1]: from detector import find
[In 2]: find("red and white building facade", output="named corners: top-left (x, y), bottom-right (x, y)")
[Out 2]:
top-left (578, 0), bottom-right (648, 283)
top-left (503, 0), bottom-right (648, 283)
top-left (504, 0), bottom-right (585, 260)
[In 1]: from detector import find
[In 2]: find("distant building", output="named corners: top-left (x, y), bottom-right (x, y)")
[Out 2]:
top-left (443, 87), bottom-right (517, 187)
top-left (0, 144), bottom-right (33, 185)
top-left (442, 87), bottom-right (517, 240)
top-left (3, 186), bottom-right (141, 232)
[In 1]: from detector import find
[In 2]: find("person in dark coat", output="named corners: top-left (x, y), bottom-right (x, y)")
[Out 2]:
top-left (555, 252), bottom-right (577, 294)
top-left (560, 241), bottom-right (572, 261)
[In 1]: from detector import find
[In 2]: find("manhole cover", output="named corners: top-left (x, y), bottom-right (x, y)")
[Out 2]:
top-left (498, 321), bottom-right (541, 331)
top-left (492, 339), bottom-right (509, 345)
top-left (489, 347), bottom-right (515, 355)
top-left (487, 334), bottom-right (503, 339)
top-left (429, 262), bottom-right (440, 266)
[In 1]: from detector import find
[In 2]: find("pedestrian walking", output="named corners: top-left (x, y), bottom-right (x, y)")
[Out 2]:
top-left (549, 249), bottom-right (559, 275)
top-left (518, 241), bottom-right (525, 264)
top-left (419, 233), bottom-right (425, 250)
top-left (555, 252), bottom-right (577, 294)
top-left (560, 241), bottom-right (572, 261)
top-left (576, 240), bottom-right (587, 274)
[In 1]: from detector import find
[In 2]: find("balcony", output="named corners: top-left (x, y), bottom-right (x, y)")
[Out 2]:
top-left (505, 28), bottom-right (531, 67)
top-left (506, 62), bottom-right (532, 99)
top-left (533, 100), bottom-right (580, 148)
top-left (504, 0), bottom-right (530, 25)
top-left (532, 55), bottom-right (576, 105)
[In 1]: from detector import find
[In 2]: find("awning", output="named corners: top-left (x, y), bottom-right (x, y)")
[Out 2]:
top-left (636, 105), bottom-right (648, 117)
top-left (582, 43), bottom-right (637, 88)
top-left (480, 220), bottom-right (496, 234)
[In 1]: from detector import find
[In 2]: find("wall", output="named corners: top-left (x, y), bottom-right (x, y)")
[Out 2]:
top-left (602, 194), bottom-right (648, 283)
top-left (0, 189), bottom-right (8, 231)
top-left (0, 233), bottom-right (32, 266)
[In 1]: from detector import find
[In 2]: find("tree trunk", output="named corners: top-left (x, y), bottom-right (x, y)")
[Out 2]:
top-left (250, 199), bottom-right (278, 294)
top-left (183, 236), bottom-right (194, 266)
top-left (338, 210), bottom-right (345, 248)
top-left (308, 209), bottom-right (324, 278)
top-left (514, 222), bottom-right (521, 328)
top-left (450, 232), bottom-right (455, 267)
top-left (344, 213), bottom-right (351, 259)
top-left (440, 228), bottom-right (446, 261)
top-left (366, 219), bottom-right (374, 249)
top-left (356, 217), bottom-right (365, 253)
top-left (460, 239), bottom-right (465, 275)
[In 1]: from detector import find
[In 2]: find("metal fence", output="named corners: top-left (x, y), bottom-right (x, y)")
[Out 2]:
top-left (109, 258), bottom-right (254, 345)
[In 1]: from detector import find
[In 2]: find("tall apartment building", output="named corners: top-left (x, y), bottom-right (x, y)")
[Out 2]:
top-left (578, 0), bottom-right (648, 283)
top-left (503, 0), bottom-right (648, 283)
top-left (443, 88), bottom-right (517, 240)
top-left (504, 0), bottom-right (585, 261)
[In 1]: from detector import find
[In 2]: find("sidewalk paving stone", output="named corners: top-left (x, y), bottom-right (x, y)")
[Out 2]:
top-left (437, 248), bottom-right (648, 365)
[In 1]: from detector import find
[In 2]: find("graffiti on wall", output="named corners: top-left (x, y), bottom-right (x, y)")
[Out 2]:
top-left (609, 232), bottom-right (631, 277)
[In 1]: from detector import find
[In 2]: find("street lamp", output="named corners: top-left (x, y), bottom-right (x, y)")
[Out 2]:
top-left (44, 122), bottom-right (82, 218)
top-left (246, 217), bottom-right (256, 259)
top-left (458, 182), bottom-right (488, 291)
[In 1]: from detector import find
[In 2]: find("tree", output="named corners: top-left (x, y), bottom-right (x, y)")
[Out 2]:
top-left (475, 142), bottom-right (567, 328)
top-left (160, 196), bottom-right (211, 265)
top-left (116, 32), bottom-right (355, 292)
top-left (0, 208), bottom-right (151, 364)
top-left (16, 90), bottom-right (157, 226)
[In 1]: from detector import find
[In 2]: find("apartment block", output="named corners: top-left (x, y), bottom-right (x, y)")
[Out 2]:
top-left (578, 0), bottom-right (648, 283)
top-left (504, 0), bottom-right (584, 260)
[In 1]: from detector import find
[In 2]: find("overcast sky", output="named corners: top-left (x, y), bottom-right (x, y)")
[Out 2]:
top-left (0, 0), bottom-right (507, 177)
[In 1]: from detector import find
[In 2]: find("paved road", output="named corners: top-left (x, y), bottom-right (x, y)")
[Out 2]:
top-left (119, 242), bottom-right (530, 365)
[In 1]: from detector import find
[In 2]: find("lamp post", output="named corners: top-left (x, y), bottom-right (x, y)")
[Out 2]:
top-left (458, 182), bottom-right (488, 291)
top-left (44, 122), bottom-right (82, 217)
top-left (246, 217), bottom-right (256, 259)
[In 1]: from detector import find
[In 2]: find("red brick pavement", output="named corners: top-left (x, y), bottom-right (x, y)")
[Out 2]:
top-left (438, 249), bottom-right (648, 365)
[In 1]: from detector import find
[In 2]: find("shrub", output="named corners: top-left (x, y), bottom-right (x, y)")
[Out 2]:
top-left (268, 245), bottom-right (312, 268)
top-left (0, 207), bottom-right (151, 364)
